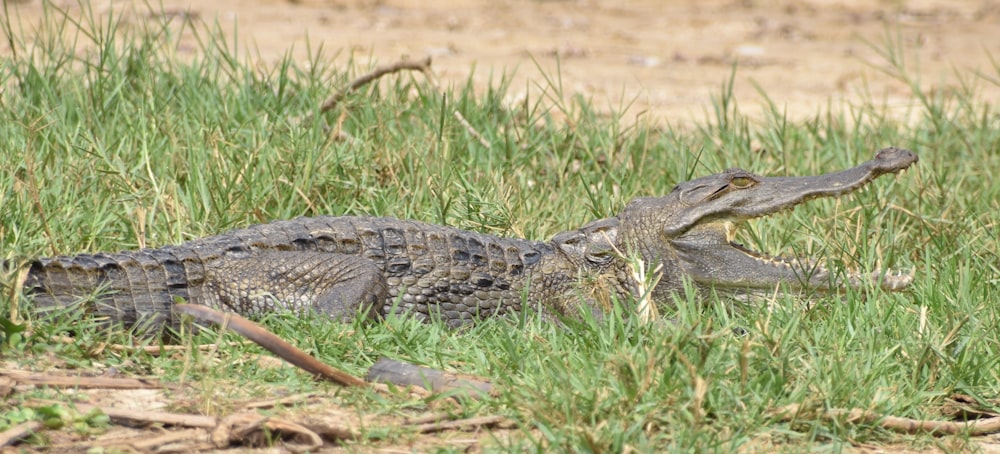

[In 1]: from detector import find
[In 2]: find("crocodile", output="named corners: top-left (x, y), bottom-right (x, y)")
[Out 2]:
top-left (18, 147), bottom-right (917, 333)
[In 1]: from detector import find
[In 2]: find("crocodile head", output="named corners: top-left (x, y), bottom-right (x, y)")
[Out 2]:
top-left (611, 147), bottom-right (918, 297)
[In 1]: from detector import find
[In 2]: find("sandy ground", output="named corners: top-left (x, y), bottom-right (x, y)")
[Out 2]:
top-left (5, 0), bottom-right (1000, 127)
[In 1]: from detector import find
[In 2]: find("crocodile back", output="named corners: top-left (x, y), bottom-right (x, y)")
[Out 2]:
top-left (24, 216), bottom-right (563, 331)
top-left (217, 216), bottom-right (556, 323)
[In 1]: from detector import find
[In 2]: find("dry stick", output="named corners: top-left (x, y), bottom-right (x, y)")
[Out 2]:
top-left (214, 412), bottom-right (323, 451)
top-left (127, 428), bottom-right (210, 450)
top-left (405, 412), bottom-right (455, 425)
top-left (0, 421), bottom-right (43, 448)
top-left (413, 415), bottom-right (510, 434)
top-left (452, 110), bottom-right (491, 148)
top-left (773, 404), bottom-right (1000, 436)
top-left (174, 304), bottom-right (493, 398)
top-left (241, 393), bottom-right (321, 410)
top-left (69, 403), bottom-right (218, 429)
top-left (173, 304), bottom-right (368, 387)
top-left (245, 417), bottom-right (323, 451)
top-left (317, 56), bottom-right (433, 115)
top-left (0, 368), bottom-right (167, 390)
top-left (36, 399), bottom-right (323, 450)
top-left (45, 429), bottom-right (210, 452)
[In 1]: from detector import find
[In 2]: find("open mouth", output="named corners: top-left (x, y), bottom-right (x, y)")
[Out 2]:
top-left (671, 216), bottom-right (914, 294)
top-left (662, 147), bottom-right (918, 294)
top-left (723, 221), bottom-right (914, 292)
top-left (582, 147), bottom-right (919, 299)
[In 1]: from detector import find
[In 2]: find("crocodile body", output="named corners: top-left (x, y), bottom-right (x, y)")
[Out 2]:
top-left (26, 216), bottom-right (599, 330)
top-left (21, 147), bottom-right (918, 332)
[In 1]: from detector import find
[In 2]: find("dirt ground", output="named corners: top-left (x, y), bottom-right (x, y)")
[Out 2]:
top-left (6, 0), bottom-right (1000, 126)
top-left (5, 0), bottom-right (1000, 452)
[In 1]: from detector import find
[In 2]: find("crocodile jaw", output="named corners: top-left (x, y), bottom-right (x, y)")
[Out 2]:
top-left (671, 221), bottom-right (913, 293)
top-left (619, 147), bottom-right (919, 295)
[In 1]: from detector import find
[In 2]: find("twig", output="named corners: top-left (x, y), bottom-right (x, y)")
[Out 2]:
top-left (317, 56), bottom-right (433, 114)
top-left (69, 403), bottom-right (219, 428)
top-left (405, 412), bottom-right (454, 425)
top-left (213, 412), bottom-right (322, 451)
top-left (173, 304), bottom-right (367, 387)
top-left (251, 418), bottom-right (323, 452)
top-left (128, 428), bottom-right (210, 450)
top-left (46, 428), bottom-right (211, 451)
top-left (0, 368), bottom-right (168, 390)
top-left (278, 177), bottom-right (318, 214)
top-left (412, 415), bottom-right (510, 434)
top-left (241, 393), bottom-right (321, 410)
top-left (174, 304), bottom-right (495, 398)
top-left (453, 110), bottom-right (491, 148)
top-left (330, 108), bottom-right (351, 142)
top-left (0, 421), bottom-right (43, 448)
top-left (772, 403), bottom-right (1000, 436)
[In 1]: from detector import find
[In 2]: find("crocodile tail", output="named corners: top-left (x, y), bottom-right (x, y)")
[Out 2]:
top-left (23, 246), bottom-right (209, 334)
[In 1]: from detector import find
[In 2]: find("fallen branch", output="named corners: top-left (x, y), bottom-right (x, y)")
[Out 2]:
top-left (0, 421), bottom-right (43, 448)
top-left (174, 303), bottom-right (495, 399)
top-left (174, 304), bottom-right (368, 387)
top-left (317, 56), bottom-right (433, 115)
top-left (0, 368), bottom-right (168, 390)
top-left (772, 403), bottom-right (1000, 436)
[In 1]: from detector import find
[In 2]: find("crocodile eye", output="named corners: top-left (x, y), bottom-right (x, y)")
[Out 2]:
top-left (730, 176), bottom-right (755, 188)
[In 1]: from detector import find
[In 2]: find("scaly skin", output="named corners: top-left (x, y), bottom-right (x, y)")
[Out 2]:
top-left (20, 147), bottom-right (918, 333)
top-left (26, 217), bottom-right (594, 330)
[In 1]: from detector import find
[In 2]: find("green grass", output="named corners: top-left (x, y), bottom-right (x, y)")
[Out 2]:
top-left (2, 3), bottom-right (999, 452)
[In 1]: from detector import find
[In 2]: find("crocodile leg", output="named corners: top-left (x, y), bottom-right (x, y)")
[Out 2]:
top-left (202, 250), bottom-right (387, 322)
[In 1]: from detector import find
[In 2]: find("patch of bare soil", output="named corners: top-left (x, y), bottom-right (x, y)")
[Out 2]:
top-left (6, 0), bottom-right (1000, 125)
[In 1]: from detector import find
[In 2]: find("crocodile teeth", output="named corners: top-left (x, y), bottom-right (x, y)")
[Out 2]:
top-left (731, 238), bottom-right (912, 292)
